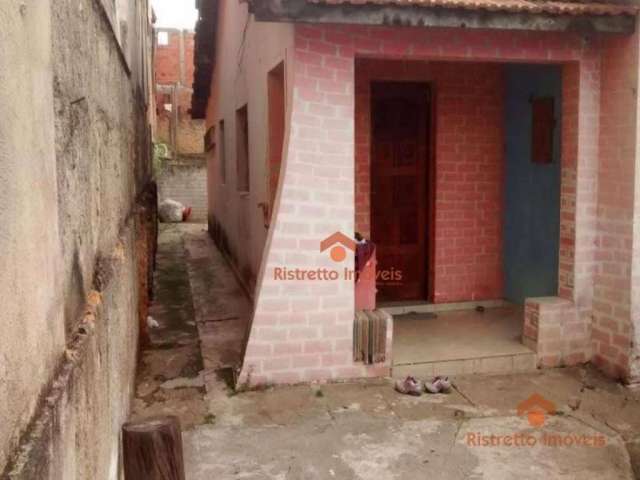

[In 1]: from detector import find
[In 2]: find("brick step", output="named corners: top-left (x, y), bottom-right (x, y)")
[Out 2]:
top-left (392, 352), bottom-right (537, 378)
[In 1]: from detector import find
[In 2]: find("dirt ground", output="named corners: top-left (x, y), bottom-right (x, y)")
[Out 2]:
top-left (134, 225), bottom-right (640, 480)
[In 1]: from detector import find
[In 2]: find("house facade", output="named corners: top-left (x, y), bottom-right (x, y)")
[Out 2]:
top-left (193, 0), bottom-right (640, 387)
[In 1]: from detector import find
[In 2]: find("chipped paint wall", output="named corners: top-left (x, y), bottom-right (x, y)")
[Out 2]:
top-left (0, 0), bottom-right (153, 477)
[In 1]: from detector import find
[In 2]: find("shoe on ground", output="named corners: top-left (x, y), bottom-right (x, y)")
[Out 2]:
top-left (395, 376), bottom-right (423, 396)
top-left (425, 376), bottom-right (452, 394)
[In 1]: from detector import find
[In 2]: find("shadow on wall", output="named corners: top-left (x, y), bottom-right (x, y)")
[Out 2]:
top-left (209, 216), bottom-right (257, 298)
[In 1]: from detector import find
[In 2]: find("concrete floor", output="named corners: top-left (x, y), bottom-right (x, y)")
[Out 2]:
top-left (184, 367), bottom-right (640, 480)
top-left (391, 305), bottom-right (537, 377)
top-left (133, 225), bottom-right (640, 480)
top-left (131, 223), bottom-right (209, 428)
top-left (392, 305), bottom-right (531, 364)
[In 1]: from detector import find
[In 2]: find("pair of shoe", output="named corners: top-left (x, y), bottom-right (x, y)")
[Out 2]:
top-left (395, 376), bottom-right (452, 396)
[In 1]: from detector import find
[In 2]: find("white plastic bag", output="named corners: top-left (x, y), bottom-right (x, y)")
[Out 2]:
top-left (158, 199), bottom-right (185, 223)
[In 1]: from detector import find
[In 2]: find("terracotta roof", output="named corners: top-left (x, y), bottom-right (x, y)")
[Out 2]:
top-left (307, 0), bottom-right (639, 16)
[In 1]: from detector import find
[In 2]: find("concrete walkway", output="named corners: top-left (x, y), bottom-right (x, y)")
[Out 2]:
top-left (134, 225), bottom-right (640, 480)
top-left (131, 224), bottom-right (209, 428)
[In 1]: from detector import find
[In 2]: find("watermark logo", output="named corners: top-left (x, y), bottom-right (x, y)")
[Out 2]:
top-left (271, 232), bottom-right (403, 283)
top-left (320, 232), bottom-right (356, 263)
top-left (517, 393), bottom-right (556, 427)
top-left (466, 393), bottom-right (607, 449)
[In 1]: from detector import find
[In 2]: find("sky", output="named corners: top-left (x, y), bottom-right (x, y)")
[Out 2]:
top-left (151, 0), bottom-right (199, 30)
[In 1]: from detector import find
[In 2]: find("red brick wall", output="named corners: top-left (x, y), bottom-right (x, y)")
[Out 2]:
top-left (156, 31), bottom-right (182, 84)
top-left (593, 33), bottom-right (638, 380)
top-left (155, 29), bottom-right (195, 109)
top-left (155, 29), bottom-right (204, 155)
top-left (355, 60), bottom-right (504, 303)
top-left (155, 30), bottom-right (196, 85)
top-left (185, 33), bottom-right (196, 88)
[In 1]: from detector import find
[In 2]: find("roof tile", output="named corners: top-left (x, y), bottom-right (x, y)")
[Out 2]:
top-left (308, 0), bottom-right (639, 16)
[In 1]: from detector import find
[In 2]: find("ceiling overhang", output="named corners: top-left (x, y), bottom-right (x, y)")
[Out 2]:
top-left (248, 0), bottom-right (636, 34)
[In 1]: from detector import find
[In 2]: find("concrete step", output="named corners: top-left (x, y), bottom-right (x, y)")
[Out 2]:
top-left (392, 352), bottom-right (537, 379)
top-left (381, 299), bottom-right (508, 316)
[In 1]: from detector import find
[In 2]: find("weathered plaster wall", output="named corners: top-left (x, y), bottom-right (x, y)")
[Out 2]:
top-left (1, 0), bottom-right (152, 476)
top-left (157, 158), bottom-right (208, 222)
top-left (0, 0), bottom-right (63, 471)
top-left (206, 0), bottom-right (295, 292)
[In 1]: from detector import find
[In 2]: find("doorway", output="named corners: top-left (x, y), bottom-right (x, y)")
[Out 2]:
top-left (370, 81), bottom-right (431, 302)
top-left (503, 65), bottom-right (561, 304)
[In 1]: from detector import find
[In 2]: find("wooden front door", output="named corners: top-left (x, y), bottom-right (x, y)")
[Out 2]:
top-left (370, 82), bottom-right (430, 302)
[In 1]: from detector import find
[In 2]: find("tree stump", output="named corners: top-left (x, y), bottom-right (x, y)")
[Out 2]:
top-left (123, 416), bottom-right (186, 480)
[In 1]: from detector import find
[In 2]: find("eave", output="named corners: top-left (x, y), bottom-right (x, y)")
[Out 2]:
top-left (248, 0), bottom-right (636, 34)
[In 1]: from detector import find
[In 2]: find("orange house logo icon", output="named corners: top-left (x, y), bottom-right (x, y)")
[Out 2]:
top-left (517, 393), bottom-right (556, 427)
top-left (320, 232), bottom-right (356, 263)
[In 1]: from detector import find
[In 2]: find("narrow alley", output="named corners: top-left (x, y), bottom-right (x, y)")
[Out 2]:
top-left (132, 224), bottom-right (209, 428)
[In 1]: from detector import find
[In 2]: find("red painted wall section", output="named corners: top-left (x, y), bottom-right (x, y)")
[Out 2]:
top-left (356, 60), bottom-right (504, 303)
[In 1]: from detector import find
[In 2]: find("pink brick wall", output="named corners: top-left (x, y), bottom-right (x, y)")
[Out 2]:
top-left (239, 22), bottom-right (639, 386)
top-left (355, 59), bottom-right (504, 303)
top-left (238, 24), bottom-right (392, 386)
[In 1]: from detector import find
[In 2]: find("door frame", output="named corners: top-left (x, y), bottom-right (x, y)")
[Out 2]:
top-left (369, 80), bottom-right (436, 303)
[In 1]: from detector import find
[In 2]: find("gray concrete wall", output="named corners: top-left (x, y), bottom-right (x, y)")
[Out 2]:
top-left (157, 158), bottom-right (208, 222)
top-left (0, 0), bottom-right (64, 472)
top-left (0, 0), bottom-right (153, 477)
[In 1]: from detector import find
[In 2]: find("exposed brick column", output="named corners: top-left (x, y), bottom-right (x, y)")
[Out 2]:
top-left (595, 31), bottom-right (640, 381)
top-left (241, 23), bottom-right (613, 385)
top-left (523, 58), bottom-right (599, 368)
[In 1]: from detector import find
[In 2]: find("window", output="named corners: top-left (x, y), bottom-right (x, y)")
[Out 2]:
top-left (219, 120), bottom-right (226, 185)
top-left (236, 106), bottom-right (250, 192)
top-left (531, 97), bottom-right (555, 164)
top-left (267, 62), bottom-right (285, 215)
top-left (157, 31), bottom-right (169, 46)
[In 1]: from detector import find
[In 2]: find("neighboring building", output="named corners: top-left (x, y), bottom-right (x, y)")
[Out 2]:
top-left (155, 28), bottom-right (203, 156)
top-left (155, 27), bottom-right (208, 221)
top-left (0, 0), bottom-right (155, 477)
top-left (193, 0), bottom-right (640, 388)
